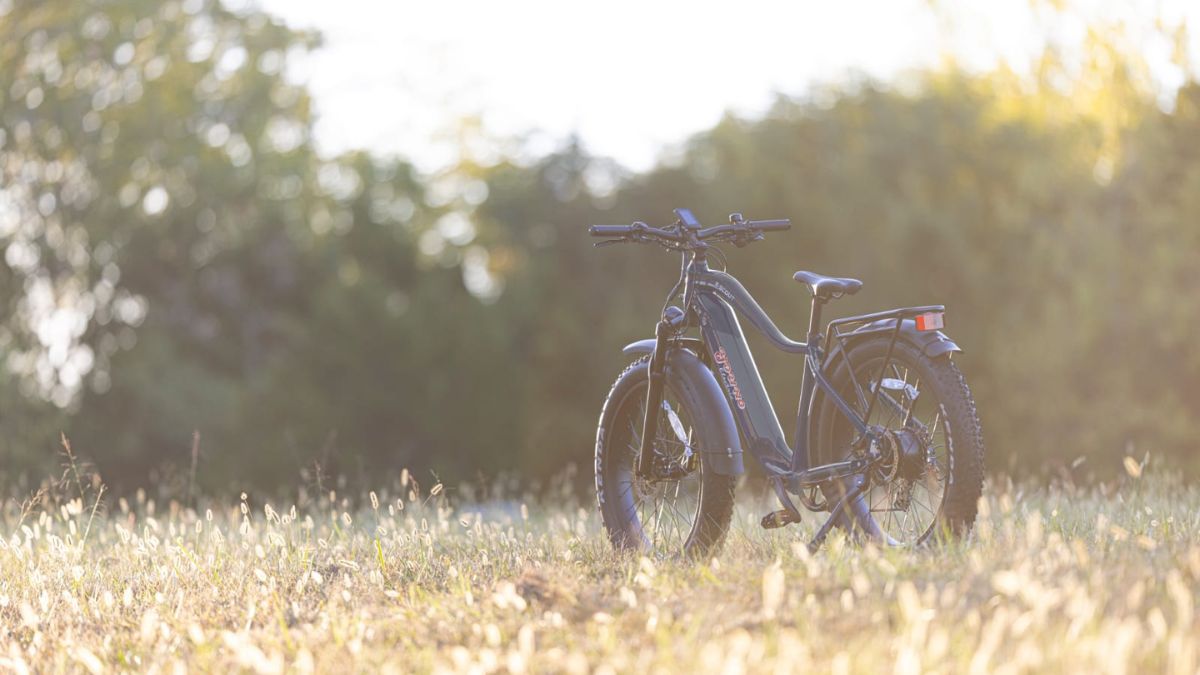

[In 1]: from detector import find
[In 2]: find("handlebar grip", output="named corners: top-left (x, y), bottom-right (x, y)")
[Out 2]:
top-left (750, 219), bottom-right (791, 231)
top-left (589, 225), bottom-right (632, 237)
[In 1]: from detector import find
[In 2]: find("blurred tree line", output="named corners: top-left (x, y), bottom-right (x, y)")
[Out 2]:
top-left (1, 0), bottom-right (1197, 493)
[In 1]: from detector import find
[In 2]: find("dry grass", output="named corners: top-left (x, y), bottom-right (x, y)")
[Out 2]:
top-left (0, 469), bottom-right (1197, 674)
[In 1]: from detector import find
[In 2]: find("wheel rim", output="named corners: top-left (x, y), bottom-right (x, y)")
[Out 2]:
top-left (609, 388), bottom-right (703, 553)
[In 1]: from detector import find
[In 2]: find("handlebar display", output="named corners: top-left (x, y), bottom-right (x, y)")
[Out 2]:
top-left (674, 208), bottom-right (702, 230)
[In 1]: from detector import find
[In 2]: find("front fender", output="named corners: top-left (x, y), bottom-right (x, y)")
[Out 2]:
top-left (620, 339), bottom-right (744, 475)
top-left (621, 339), bottom-right (657, 356)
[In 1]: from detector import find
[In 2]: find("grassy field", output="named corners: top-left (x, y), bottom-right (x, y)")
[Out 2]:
top-left (0, 467), bottom-right (1197, 674)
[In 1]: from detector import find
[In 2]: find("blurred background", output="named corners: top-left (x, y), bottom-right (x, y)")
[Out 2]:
top-left (2, 0), bottom-right (1198, 494)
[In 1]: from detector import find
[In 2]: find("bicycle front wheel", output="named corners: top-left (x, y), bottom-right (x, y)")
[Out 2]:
top-left (594, 356), bottom-right (736, 557)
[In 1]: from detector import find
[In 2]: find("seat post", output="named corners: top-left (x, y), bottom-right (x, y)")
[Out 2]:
top-left (793, 292), bottom-right (828, 474)
top-left (807, 295), bottom-right (826, 344)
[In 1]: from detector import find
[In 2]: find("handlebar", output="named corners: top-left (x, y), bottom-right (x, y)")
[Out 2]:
top-left (588, 224), bottom-right (637, 237)
top-left (588, 222), bottom-right (684, 241)
top-left (589, 213), bottom-right (790, 248)
top-left (749, 219), bottom-right (791, 231)
top-left (693, 219), bottom-right (791, 239)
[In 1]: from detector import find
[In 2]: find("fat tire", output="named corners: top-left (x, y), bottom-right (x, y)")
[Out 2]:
top-left (812, 339), bottom-right (985, 541)
top-left (595, 356), bottom-right (736, 557)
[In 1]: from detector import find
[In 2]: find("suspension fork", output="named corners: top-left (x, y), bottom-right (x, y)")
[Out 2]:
top-left (637, 317), bottom-right (673, 478)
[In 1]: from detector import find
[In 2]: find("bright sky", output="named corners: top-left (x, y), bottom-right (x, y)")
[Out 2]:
top-left (254, 0), bottom-right (1198, 172)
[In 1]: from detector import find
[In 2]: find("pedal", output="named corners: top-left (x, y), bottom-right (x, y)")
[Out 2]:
top-left (760, 509), bottom-right (802, 529)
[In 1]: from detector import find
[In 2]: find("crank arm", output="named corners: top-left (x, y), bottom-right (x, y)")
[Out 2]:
top-left (759, 476), bottom-right (804, 530)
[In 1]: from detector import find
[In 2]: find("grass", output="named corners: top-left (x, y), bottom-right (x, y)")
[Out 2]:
top-left (0, 468), bottom-right (1197, 674)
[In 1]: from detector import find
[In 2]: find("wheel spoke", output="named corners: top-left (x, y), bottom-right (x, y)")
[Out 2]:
top-left (836, 355), bottom-right (958, 545)
top-left (601, 385), bottom-right (711, 553)
top-left (912, 487), bottom-right (938, 520)
top-left (652, 493), bottom-right (666, 544)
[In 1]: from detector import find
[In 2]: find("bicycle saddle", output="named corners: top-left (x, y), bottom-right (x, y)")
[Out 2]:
top-left (793, 271), bottom-right (863, 299)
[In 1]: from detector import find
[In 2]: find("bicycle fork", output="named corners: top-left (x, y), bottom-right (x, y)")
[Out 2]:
top-left (637, 317), bottom-right (674, 478)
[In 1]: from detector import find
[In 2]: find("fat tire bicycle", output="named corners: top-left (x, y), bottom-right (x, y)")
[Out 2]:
top-left (590, 209), bottom-right (985, 556)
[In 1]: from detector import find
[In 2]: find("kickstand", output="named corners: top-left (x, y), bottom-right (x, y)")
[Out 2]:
top-left (807, 481), bottom-right (868, 554)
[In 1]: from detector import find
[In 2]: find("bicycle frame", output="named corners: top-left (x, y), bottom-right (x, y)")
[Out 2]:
top-left (640, 248), bottom-right (945, 497)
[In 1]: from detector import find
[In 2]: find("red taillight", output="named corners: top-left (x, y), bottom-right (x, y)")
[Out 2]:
top-left (915, 312), bottom-right (944, 331)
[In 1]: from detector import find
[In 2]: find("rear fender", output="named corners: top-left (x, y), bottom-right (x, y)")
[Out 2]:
top-left (832, 318), bottom-right (961, 360)
top-left (805, 318), bottom-right (960, 530)
top-left (621, 339), bottom-right (743, 475)
top-left (806, 317), bottom-right (960, 476)
top-left (809, 318), bottom-right (961, 438)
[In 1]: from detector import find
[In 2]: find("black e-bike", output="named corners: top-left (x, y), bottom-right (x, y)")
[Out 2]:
top-left (591, 209), bottom-right (984, 556)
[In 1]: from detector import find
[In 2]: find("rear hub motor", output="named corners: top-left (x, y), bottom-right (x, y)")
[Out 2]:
top-left (875, 428), bottom-right (929, 483)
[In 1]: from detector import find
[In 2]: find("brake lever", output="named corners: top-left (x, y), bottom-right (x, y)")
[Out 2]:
top-left (593, 239), bottom-right (628, 248)
top-left (728, 230), bottom-right (765, 248)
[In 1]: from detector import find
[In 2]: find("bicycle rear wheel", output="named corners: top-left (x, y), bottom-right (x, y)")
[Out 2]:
top-left (811, 339), bottom-right (984, 545)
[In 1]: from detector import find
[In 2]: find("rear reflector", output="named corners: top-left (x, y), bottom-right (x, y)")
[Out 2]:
top-left (914, 312), bottom-right (944, 331)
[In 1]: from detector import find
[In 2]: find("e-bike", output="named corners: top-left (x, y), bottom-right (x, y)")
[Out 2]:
top-left (591, 209), bottom-right (984, 556)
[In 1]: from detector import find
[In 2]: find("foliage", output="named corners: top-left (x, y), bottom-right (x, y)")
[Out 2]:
top-left (0, 1), bottom-right (516, 489)
top-left (2, 0), bottom-right (1200, 489)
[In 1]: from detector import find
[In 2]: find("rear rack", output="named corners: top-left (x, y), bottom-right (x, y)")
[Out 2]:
top-left (823, 304), bottom-right (945, 352)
